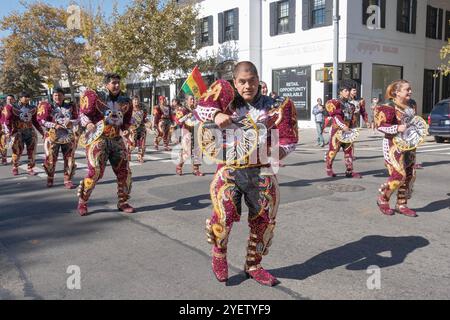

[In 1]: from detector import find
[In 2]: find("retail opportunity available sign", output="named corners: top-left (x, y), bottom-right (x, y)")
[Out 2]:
top-left (273, 66), bottom-right (310, 112)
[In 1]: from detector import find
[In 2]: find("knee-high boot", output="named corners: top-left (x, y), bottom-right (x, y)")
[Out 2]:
top-left (377, 183), bottom-right (395, 216)
top-left (206, 218), bottom-right (229, 282)
top-left (396, 184), bottom-right (418, 217)
top-left (244, 217), bottom-right (279, 286)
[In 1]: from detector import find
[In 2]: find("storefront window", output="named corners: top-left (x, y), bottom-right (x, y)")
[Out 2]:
top-left (323, 63), bottom-right (362, 102)
top-left (272, 66), bottom-right (311, 120)
top-left (372, 64), bottom-right (403, 101)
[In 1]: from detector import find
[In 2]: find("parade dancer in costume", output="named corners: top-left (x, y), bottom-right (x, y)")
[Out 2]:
top-left (77, 73), bottom-right (135, 216)
top-left (1, 92), bottom-right (43, 176)
top-left (124, 96), bottom-right (148, 163)
top-left (37, 88), bottom-right (79, 189)
top-left (175, 95), bottom-right (204, 176)
top-left (152, 96), bottom-right (173, 151)
top-left (375, 80), bottom-right (421, 217)
top-left (0, 102), bottom-right (6, 165)
top-left (325, 80), bottom-right (365, 178)
top-left (349, 86), bottom-right (368, 129)
top-left (0, 95), bottom-right (15, 165)
top-left (349, 85), bottom-right (369, 160)
top-left (195, 62), bottom-right (298, 286)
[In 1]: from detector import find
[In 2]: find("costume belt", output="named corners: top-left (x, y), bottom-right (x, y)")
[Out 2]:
top-left (102, 125), bottom-right (121, 139)
top-left (225, 163), bottom-right (271, 170)
top-left (332, 122), bottom-right (351, 130)
top-left (16, 122), bottom-right (32, 129)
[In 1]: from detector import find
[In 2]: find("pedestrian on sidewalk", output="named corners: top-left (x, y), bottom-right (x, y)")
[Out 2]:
top-left (313, 98), bottom-right (326, 147)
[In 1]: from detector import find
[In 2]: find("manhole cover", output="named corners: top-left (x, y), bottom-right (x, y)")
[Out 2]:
top-left (317, 183), bottom-right (366, 193)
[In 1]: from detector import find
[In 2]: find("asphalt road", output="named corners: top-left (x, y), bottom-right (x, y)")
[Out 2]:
top-left (1, 128), bottom-right (449, 300)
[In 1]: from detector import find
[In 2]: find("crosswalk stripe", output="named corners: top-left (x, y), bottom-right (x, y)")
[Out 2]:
top-left (18, 164), bottom-right (46, 178)
top-left (9, 176), bottom-right (28, 181)
top-left (418, 144), bottom-right (449, 149)
top-left (417, 147), bottom-right (450, 153)
top-left (143, 155), bottom-right (173, 163)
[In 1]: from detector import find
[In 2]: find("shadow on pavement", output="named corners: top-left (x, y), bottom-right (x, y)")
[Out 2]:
top-left (268, 235), bottom-right (430, 281)
top-left (415, 193), bottom-right (450, 213)
top-left (97, 173), bottom-right (174, 185)
top-left (136, 194), bottom-right (211, 213)
top-left (421, 160), bottom-right (450, 168)
top-left (279, 167), bottom-right (387, 188)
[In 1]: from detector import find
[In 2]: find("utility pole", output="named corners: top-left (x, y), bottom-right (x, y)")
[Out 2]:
top-left (332, 0), bottom-right (340, 99)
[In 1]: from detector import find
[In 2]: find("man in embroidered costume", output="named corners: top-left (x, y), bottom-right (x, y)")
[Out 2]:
top-left (77, 73), bottom-right (135, 216)
top-left (325, 80), bottom-right (367, 178)
top-left (375, 80), bottom-right (419, 217)
top-left (1, 92), bottom-right (44, 176)
top-left (195, 61), bottom-right (298, 286)
top-left (124, 96), bottom-right (148, 163)
top-left (37, 88), bottom-right (78, 189)
top-left (174, 95), bottom-right (204, 176)
top-left (0, 95), bottom-right (16, 165)
top-left (152, 96), bottom-right (173, 151)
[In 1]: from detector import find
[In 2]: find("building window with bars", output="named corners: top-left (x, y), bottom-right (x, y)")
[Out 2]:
top-left (218, 8), bottom-right (238, 43)
top-left (396, 0), bottom-right (417, 34)
top-left (277, 1), bottom-right (289, 34)
top-left (270, 0), bottom-right (295, 36)
top-left (362, 0), bottom-right (386, 28)
top-left (196, 16), bottom-right (213, 48)
top-left (446, 11), bottom-right (450, 41)
top-left (224, 10), bottom-right (235, 41)
top-left (201, 18), bottom-right (209, 44)
top-left (426, 5), bottom-right (443, 40)
top-left (311, 0), bottom-right (326, 27)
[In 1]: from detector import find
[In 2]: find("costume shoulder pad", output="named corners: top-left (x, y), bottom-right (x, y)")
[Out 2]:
top-left (374, 104), bottom-right (396, 125)
top-left (325, 99), bottom-right (341, 113)
top-left (195, 80), bottom-right (235, 121)
top-left (37, 101), bottom-right (52, 120)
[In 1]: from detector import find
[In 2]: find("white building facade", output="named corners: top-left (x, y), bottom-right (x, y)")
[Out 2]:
top-left (170, 0), bottom-right (450, 127)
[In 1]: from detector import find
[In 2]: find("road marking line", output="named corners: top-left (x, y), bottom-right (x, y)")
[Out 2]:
top-left (143, 155), bottom-right (173, 163)
top-left (9, 177), bottom-right (28, 181)
top-left (418, 144), bottom-right (445, 149)
top-left (417, 147), bottom-right (450, 153)
top-left (18, 164), bottom-right (46, 178)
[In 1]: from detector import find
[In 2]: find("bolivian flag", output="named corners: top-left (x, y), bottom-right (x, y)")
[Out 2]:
top-left (181, 66), bottom-right (207, 99)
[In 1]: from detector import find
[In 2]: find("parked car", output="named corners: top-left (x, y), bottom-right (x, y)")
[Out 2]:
top-left (428, 99), bottom-right (450, 143)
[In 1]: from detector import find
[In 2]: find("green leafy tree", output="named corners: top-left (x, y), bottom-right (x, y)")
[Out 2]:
top-left (440, 42), bottom-right (450, 76)
top-left (0, 51), bottom-right (45, 96)
top-left (0, 2), bottom-right (84, 101)
top-left (77, 5), bottom-right (110, 90)
top-left (110, 0), bottom-right (200, 104)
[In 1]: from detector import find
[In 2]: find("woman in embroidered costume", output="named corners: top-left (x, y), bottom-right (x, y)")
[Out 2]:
top-left (195, 61), bottom-right (298, 286)
top-left (375, 80), bottom-right (419, 217)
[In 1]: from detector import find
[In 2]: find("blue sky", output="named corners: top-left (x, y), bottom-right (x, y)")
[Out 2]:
top-left (0, 0), bottom-right (133, 38)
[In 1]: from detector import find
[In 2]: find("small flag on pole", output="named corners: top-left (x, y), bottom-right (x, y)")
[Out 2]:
top-left (181, 66), bottom-right (207, 99)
